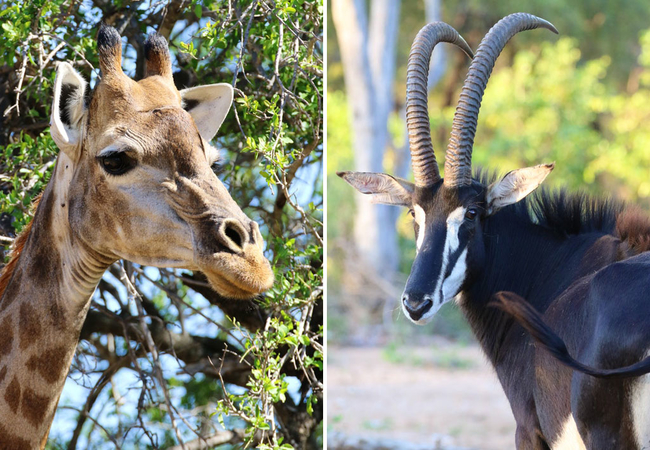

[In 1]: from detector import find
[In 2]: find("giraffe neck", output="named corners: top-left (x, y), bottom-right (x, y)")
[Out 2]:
top-left (0, 154), bottom-right (114, 447)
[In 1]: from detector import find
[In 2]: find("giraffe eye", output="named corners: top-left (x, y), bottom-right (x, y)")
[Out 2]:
top-left (211, 161), bottom-right (224, 176)
top-left (408, 209), bottom-right (415, 218)
top-left (99, 152), bottom-right (135, 175)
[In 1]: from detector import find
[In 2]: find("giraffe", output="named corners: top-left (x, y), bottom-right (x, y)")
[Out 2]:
top-left (0, 25), bottom-right (274, 448)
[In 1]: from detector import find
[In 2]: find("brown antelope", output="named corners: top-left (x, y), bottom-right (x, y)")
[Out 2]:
top-left (0, 25), bottom-right (274, 448)
top-left (339, 13), bottom-right (650, 449)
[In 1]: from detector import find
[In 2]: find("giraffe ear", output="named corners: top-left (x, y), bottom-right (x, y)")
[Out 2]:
top-left (180, 84), bottom-right (233, 142)
top-left (51, 62), bottom-right (87, 159)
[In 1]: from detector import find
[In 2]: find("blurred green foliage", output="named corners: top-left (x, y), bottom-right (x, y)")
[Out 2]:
top-left (329, 0), bottom-right (650, 92)
top-left (0, 133), bottom-right (57, 233)
top-left (444, 36), bottom-right (650, 201)
top-left (325, 91), bottom-right (353, 289)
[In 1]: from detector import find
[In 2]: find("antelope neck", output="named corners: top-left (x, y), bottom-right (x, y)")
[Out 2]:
top-left (460, 208), bottom-right (615, 366)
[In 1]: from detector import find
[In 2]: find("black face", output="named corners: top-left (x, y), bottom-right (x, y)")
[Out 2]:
top-left (402, 180), bottom-right (488, 323)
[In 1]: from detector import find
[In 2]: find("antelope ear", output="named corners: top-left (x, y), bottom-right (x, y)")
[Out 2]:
top-left (181, 84), bottom-right (234, 141)
top-left (50, 62), bottom-right (87, 159)
top-left (337, 171), bottom-right (414, 207)
top-left (487, 163), bottom-right (554, 215)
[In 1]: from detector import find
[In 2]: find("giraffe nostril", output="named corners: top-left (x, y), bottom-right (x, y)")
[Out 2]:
top-left (224, 223), bottom-right (243, 248)
top-left (218, 219), bottom-right (248, 253)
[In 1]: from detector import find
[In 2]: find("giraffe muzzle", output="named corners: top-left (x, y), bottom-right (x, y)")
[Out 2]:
top-left (199, 218), bottom-right (274, 299)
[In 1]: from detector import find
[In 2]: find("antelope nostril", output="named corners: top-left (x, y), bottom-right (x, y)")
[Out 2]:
top-left (224, 223), bottom-right (244, 248)
top-left (402, 294), bottom-right (433, 320)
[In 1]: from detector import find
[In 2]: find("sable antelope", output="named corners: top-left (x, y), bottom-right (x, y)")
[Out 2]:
top-left (338, 13), bottom-right (650, 450)
top-left (0, 25), bottom-right (274, 448)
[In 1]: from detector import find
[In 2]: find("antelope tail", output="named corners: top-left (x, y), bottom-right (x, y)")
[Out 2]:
top-left (492, 291), bottom-right (650, 379)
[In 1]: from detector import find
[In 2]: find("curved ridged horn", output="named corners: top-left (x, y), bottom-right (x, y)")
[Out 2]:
top-left (144, 33), bottom-right (173, 81)
top-left (407, 23), bottom-right (474, 187)
top-left (444, 13), bottom-right (558, 187)
top-left (97, 24), bottom-right (124, 77)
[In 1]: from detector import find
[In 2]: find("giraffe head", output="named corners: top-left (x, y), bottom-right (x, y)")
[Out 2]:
top-left (49, 25), bottom-right (274, 299)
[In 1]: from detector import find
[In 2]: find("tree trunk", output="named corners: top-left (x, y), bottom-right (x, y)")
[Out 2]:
top-left (331, 0), bottom-right (401, 276)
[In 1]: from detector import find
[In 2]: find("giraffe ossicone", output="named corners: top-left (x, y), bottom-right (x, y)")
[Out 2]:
top-left (0, 24), bottom-right (273, 447)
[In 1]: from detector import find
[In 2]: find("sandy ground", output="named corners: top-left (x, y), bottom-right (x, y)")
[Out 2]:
top-left (327, 341), bottom-right (517, 450)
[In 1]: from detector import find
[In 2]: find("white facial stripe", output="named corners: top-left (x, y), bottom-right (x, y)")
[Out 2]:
top-left (410, 206), bottom-right (467, 324)
top-left (413, 204), bottom-right (426, 251)
top-left (446, 206), bottom-right (465, 252)
top-left (442, 248), bottom-right (467, 300)
top-left (433, 206), bottom-right (466, 301)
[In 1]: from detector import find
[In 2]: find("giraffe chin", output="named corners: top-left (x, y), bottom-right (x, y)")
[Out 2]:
top-left (201, 247), bottom-right (275, 300)
top-left (203, 268), bottom-right (274, 300)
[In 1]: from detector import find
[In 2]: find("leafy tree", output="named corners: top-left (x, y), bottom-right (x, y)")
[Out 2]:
top-left (0, 0), bottom-right (322, 448)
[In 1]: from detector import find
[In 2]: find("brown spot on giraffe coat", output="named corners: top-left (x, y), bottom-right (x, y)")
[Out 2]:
top-left (26, 345), bottom-right (68, 384)
top-left (49, 301), bottom-right (66, 331)
top-left (0, 423), bottom-right (31, 449)
top-left (0, 316), bottom-right (14, 358)
top-left (19, 303), bottom-right (42, 350)
top-left (4, 376), bottom-right (21, 413)
top-left (26, 190), bottom-right (61, 285)
top-left (22, 387), bottom-right (49, 426)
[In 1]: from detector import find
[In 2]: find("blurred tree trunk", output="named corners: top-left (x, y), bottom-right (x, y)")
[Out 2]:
top-left (331, 0), bottom-right (401, 276)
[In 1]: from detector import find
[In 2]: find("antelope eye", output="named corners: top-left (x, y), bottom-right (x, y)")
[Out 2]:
top-left (465, 208), bottom-right (478, 220)
top-left (408, 209), bottom-right (415, 218)
top-left (99, 152), bottom-right (134, 175)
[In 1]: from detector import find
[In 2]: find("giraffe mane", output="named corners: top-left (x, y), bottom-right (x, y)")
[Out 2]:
top-left (0, 194), bottom-right (41, 299)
